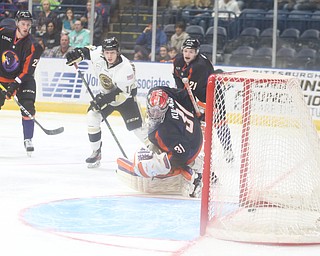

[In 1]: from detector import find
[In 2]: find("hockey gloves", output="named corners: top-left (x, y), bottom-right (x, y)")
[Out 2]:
top-left (133, 147), bottom-right (171, 178)
top-left (66, 48), bottom-right (84, 66)
top-left (5, 82), bottom-right (19, 99)
top-left (90, 93), bottom-right (115, 111)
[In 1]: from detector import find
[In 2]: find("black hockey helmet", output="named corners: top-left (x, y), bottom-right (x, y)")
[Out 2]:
top-left (182, 38), bottom-right (200, 51)
top-left (102, 37), bottom-right (119, 52)
top-left (15, 10), bottom-right (33, 22)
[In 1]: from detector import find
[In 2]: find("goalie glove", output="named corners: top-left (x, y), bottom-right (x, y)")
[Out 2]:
top-left (66, 48), bottom-right (85, 66)
top-left (133, 147), bottom-right (171, 178)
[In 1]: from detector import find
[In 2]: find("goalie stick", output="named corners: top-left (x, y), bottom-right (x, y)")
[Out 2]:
top-left (182, 78), bottom-right (201, 118)
top-left (74, 63), bottom-right (127, 158)
top-left (0, 84), bottom-right (64, 135)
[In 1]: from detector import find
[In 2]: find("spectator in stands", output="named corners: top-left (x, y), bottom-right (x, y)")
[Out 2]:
top-left (42, 21), bottom-right (61, 50)
top-left (42, 33), bottom-right (74, 58)
top-left (168, 46), bottom-right (178, 61)
top-left (293, 0), bottom-right (317, 10)
top-left (95, 0), bottom-right (110, 27)
top-left (281, 0), bottom-right (296, 10)
top-left (36, 37), bottom-right (46, 50)
top-left (209, 0), bottom-right (241, 38)
top-left (60, 0), bottom-right (87, 12)
top-left (197, 0), bottom-right (213, 7)
top-left (81, 0), bottom-right (103, 45)
top-left (246, 0), bottom-right (273, 9)
top-left (42, 0), bottom-right (60, 10)
top-left (36, 0), bottom-right (60, 36)
top-left (182, 1), bottom-right (212, 32)
top-left (312, 0), bottom-right (320, 9)
top-left (134, 23), bottom-right (167, 60)
top-left (36, 36), bottom-right (49, 56)
top-left (68, 19), bottom-right (90, 48)
top-left (133, 50), bottom-right (149, 61)
top-left (16, 0), bottom-right (28, 11)
top-left (215, 0), bottom-right (241, 18)
top-left (170, 21), bottom-right (190, 53)
top-left (156, 45), bottom-right (171, 62)
top-left (62, 8), bottom-right (76, 34)
top-left (0, 17), bottom-right (15, 29)
top-left (0, 0), bottom-right (18, 18)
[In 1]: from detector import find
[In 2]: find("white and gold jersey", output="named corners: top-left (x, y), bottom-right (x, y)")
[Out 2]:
top-left (90, 46), bottom-right (137, 106)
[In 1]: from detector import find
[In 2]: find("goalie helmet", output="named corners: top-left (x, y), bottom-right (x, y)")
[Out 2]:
top-left (102, 37), bottom-right (120, 52)
top-left (147, 89), bottom-right (169, 129)
top-left (15, 10), bottom-right (33, 22)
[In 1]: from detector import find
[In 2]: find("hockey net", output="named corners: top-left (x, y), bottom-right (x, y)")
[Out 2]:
top-left (200, 70), bottom-right (320, 244)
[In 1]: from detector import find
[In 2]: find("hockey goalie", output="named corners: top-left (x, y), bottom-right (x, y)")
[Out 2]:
top-left (117, 86), bottom-right (204, 197)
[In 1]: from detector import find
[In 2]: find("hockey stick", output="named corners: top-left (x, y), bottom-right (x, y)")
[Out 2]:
top-left (0, 84), bottom-right (64, 135)
top-left (74, 64), bottom-right (127, 158)
top-left (182, 78), bottom-right (201, 118)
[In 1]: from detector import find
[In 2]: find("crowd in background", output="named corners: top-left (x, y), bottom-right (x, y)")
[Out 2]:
top-left (133, 21), bottom-right (189, 62)
top-left (1, 0), bottom-right (320, 67)
top-left (132, 0), bottom-right (244, 62)
top-left (0, 0), bottom-right (112, 58)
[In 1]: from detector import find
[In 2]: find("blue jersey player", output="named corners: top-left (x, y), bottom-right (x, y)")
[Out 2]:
top-left (117, 86), bottom-right (203, 197)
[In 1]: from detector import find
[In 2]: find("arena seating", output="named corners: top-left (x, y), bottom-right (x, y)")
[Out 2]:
top-left (276, 47), bottom-right (296, 69)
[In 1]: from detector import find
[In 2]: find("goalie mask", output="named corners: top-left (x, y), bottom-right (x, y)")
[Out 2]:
top-left (147, 89), bottom-right (169, 131)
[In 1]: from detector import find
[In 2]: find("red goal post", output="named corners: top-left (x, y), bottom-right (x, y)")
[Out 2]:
top-left (200, 70), bottom-right (320, 243)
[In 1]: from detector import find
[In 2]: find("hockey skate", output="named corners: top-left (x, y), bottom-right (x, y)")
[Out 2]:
top-left (224, 149), bottom-right (235, 163)
top-left (86, 148), bottom-right (101, 168)
top-left (24, 139), bottom-right (34, 157)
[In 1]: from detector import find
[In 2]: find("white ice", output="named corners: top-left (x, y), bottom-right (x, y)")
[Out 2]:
top-left (1, 109), bottom-right (320, 256)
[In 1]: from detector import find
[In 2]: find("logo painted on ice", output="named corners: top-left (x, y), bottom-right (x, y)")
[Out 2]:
top-left (41, 62), bottom-right (89, 98)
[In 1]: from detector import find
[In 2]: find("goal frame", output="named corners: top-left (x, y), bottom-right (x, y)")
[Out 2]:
top-left (200, 71), bottom-right (320, 242)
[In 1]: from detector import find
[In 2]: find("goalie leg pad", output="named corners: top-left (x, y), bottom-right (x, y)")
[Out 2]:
top-left (117, 158), bottom-right (200, 197)
top-left (117, 157), bottom-right (182, 194)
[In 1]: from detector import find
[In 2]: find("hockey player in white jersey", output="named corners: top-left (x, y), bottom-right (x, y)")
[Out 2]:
top-left (66, 37), bottom-right (146, 168)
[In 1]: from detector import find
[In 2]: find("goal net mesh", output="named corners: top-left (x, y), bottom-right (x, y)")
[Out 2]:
top-left (200, 71), bottom-right (320, 244)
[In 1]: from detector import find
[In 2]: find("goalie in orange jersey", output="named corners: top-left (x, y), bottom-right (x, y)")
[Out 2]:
top-left (117, 86), bottom-right (204, 197)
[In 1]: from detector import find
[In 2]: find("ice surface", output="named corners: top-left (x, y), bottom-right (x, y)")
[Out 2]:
top-left (1, 110), bottom-right (320, 256)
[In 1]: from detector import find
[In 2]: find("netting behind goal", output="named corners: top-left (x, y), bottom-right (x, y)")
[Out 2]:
top-left (200, 71), bottom-right (320, 244)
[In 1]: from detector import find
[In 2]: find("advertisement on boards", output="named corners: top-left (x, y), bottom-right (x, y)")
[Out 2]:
top-left (35, 58), bottom-right (320, 124)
